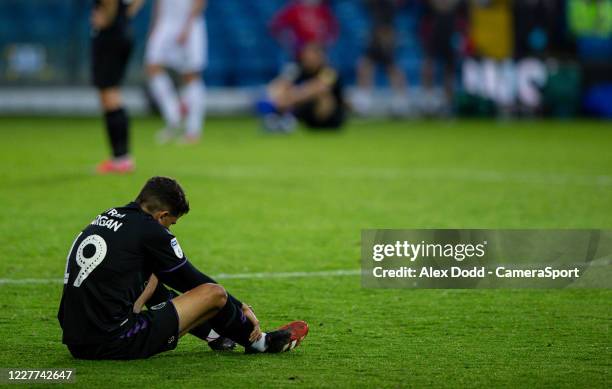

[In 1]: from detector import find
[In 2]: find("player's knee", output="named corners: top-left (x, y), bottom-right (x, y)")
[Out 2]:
top-left (146, 64), bottom-right (163, 77)
top-left (99, 89), bottom-right (121, 111)
top-left (182, 72), bottom-right (200, 83)
top-left (198, 283), bottom-right (227, 308)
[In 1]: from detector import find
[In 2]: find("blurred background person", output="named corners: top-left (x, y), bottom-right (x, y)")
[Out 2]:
top-left (568, 0), bottom-right (612, 118)
top-left (1, 0), bottom-right (610, 122)
top-left (269, 0), bottom-right (339, 55)
top-left (146, 0), bottom-right (208, 144)
top-left (92, 0), bottom-right (144, 174)
top-left (513, 0), bottom-right (570, 59)
top-left (512, 0), bottom-right (578, 117)
top-left (420, 0), bottom-right (464, 114)
top-left (465, 0), bottom-right (514, 112)
top-left (466, 0), bottom-right (513, 60)
top-left (256, 43), bottom-right (345, 132)
top-left (354, 0), bottom-right (409, 117)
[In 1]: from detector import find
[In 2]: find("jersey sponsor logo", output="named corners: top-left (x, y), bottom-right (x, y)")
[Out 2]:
top-left (106, 209), bottom-right (126, 219)
top-left (171, 238), bottom-right (183, 258)
top-left (150, 302), bottom-right (167, 311)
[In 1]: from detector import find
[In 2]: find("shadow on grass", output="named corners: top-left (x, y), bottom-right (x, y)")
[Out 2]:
top-left (51, 346), bottom-right (305, 367)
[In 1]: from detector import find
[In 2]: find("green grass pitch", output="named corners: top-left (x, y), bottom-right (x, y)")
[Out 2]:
top-left (0, 116), bottom-right (610, 388)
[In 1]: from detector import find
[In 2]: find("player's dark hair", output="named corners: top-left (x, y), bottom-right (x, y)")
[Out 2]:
top-left (135, 176), bottom-right (190, 217)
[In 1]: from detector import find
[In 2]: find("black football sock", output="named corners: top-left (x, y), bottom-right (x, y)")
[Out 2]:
top-left (188, 322), bottom-right (216, 341)
top-left (155, 263), bottom-right (253, 345)
top-left (146, 283), bottom-right (214, 342)
top-left (209, 297), bottom-right (254, 347)
top-left (103, 108), bottom-right (130, 158)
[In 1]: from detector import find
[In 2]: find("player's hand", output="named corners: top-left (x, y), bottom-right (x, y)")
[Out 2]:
top-left (176, 28), bottom-right (189, 46)
top-left (242, 304), bottom-right (262, 342)
top-left (91, 9), bottom-right (110, 29)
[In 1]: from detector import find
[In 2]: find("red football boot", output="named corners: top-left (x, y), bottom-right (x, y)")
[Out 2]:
top-left (96, 158), bottom-right (135, 175)
top-left (246, 320), bottom-right (309, 354)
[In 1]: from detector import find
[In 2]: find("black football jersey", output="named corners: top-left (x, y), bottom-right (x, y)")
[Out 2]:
top-left (57, 202), bottom-right (187, 345)
top-left (93, 0), bottom-right (131, 37)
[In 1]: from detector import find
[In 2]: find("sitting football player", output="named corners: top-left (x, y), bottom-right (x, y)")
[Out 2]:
top-left (257, 43), bottom-right (346, 132)
top-left (58, 176), bottom-right (308, 359)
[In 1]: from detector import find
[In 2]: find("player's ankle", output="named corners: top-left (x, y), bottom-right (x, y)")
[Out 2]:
top-left (249, 333), bottom-right (268, 352)
top-left (113, 155), bottom-right (131, 164)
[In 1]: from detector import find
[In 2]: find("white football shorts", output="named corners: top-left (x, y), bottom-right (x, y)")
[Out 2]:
top-left (145, 17), bottom-right (207, 73)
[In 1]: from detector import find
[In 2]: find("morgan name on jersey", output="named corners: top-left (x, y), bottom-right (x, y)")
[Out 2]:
top-left (90, 208), bottom-right (126, 232)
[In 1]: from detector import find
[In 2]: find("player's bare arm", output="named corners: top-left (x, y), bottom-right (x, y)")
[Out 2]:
top-left (127, 0), bottom-right (145, 18)
top-left (279, 77), bottom-right (333, 110)
top-left (133, 274), bottom-right (158, 314)
top-left (91, 0), bottom-right (118, 30)
top-left (270, 71), bottom-right (334, 112)
top-left (177, 0), bottom-right (207, 45)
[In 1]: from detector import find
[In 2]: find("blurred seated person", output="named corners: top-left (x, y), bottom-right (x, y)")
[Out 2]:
top-left (420, 0), bottom-right (464, 113)
top-left (256, 44), bottom-right (346, 132)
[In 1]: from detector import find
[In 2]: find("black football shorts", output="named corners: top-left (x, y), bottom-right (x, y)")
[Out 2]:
top-left (91, 32), bottom-right (133, 89)
top-left (67, 301), bottom-right (179, 360)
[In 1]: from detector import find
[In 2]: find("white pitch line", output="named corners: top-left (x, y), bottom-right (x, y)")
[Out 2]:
top-left (0, 269), bottom-right (362, 285)
top-left (214, 269), bottom-right (361, 279)
top-left (2, 260), bottom-right (610, 285)
top-left (0, 278), bottom-right (63, 285)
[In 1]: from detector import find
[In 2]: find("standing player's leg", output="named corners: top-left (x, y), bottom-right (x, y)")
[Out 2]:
top-left (145, 28), bottom-right (182, 143)
top-left (99, 88), bottom-right (130, 160)
top-left (179, 18), bottom-right (207, 143)
top-left (354, 56), bottom-right (375, 115)
top-left (148, 64), bottom-right (182, 142)
top-left (93, 36), bottom-right (134, 174)
top-left (179, 72), bottom-right (205, 143)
